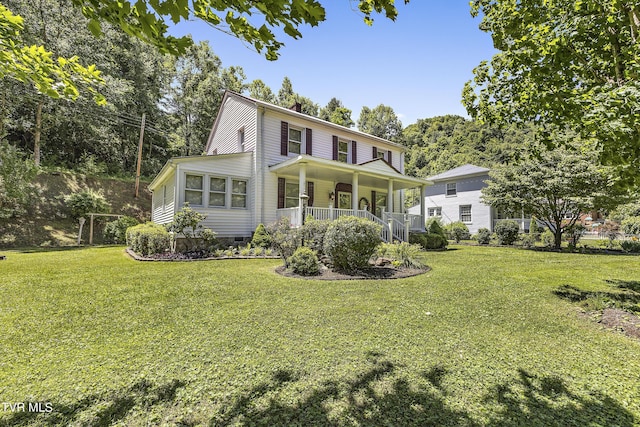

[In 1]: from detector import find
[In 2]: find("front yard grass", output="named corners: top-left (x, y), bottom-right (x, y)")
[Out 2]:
top-left (1, 245), bottom-right (639, 426)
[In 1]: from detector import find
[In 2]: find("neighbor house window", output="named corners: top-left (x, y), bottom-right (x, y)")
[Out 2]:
top-left (209, 177), bottom-right (226, 207)
top-left (338, 140), bottom-right (349, 163)
top-left (428, 207), bottom-right (442, 217)
top-left (285, 182), bottom-right (299, 208)
top-left (446, 182), bottom-right (457, 196)
top-left (185, 174), bottom-right (203, 206)
top-left (231, 179), bottom-right (247, 208)
top-left (289, 128), bottom-right (302, 154)
top-left (460, 205), bottom-right (472, 223)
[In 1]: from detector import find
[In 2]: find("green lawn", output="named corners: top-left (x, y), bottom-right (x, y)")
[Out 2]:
top-left (1, 246), bottom-right (639, 426)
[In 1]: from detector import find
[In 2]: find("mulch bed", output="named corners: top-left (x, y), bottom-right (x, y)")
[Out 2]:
top-left (125, 248), bottom-right (279, 262)
top-left (275, 264), bottom-right (430, 280)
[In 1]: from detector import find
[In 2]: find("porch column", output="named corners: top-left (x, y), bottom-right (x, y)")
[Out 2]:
top-left (387, 179), bottom-right (394, 214)
top-left (420, 184), bottom-right (427, 231)
top-left (298, 163), bottom-right (307, 225)
top-left (352, 172), bottom-right (359, 211)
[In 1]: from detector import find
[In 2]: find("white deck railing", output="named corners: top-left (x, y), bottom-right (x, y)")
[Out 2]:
top-left (275, 207), bottom-right (419, 242)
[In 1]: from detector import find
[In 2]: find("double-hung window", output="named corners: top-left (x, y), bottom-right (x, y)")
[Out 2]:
top-left (185, 174), bottom-right (204, 206)
top-left (209, 177), bottom-right (226, 207)
top-left (231, 179), bottom-right (247, 208)
top-left (446, 182), bottom-right (457, 197)
top-left (289, 128), bottom-right (302, 154)
top-left (285, 182), bottom-right (299, 208)
top-left (460, 205), bottom-right (472, 223)
top-left (338, 140), bottom-right (349, 163)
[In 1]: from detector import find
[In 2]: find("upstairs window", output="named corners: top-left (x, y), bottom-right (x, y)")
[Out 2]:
top-left (446, 182), bottom-right (457, 196)
top-left (338, 140), bottom-right (349, 163)
top-left (185, 174), bottom-right (203, 206)
top-left (289, 128), bottom-right (302, 154)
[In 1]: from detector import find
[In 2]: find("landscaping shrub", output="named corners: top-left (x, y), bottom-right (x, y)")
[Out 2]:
top-left (566, 224), bottom-right (586, 249)
top-left (494, 220), bottom-right (520, 245)
top-left (251, 223), bottom-right (272, 248)
top-left (620, 240), bottom-right (640, 253)
top-left (520, 234), bottom-right (535, 248)
top-left (324, 216), bottom-right (382, 271)
top-left (425, 217), bottom-right (446, 238)
top-left (379, 242), bottom-right (426, 269)
top-left (166, 204), bottom-right (216, 252)
top-left (126, 222), bottom-right (170, 256)
top-left (65, 189), bottom-right (110, 219)
top-left (103, 216), bottom-right (139, 244)
top-left (267, 217), bottom-right (301, 266)
top-left (444, 221), bottom-right (470, 243)
top-left (301, 217), bottom-right (330, 255)
top-left (621, 217), bottom-right (640, 235)
top-left (476, 228), bottom-right (492, 245)
top-left (287, 247), bottom-right (320, 276)
top-left (409, 232), bottom-right (447, 250)
top-left (541, 230), bottom-right (555, 248)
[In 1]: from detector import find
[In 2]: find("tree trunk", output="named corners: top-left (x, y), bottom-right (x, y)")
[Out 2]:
top-left (33, 98), bottom-right (44, 166)
top-left (554, 228), bottom-right (563, 250)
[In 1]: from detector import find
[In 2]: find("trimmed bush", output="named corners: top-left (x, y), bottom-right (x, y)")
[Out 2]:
top-left (620, 240), bottom-right (640, 253)
top-left (476, 228), bottom-right (491, 245)
top-left (495, 220), bottom-right (520, 245)
top-left (444, 221), bottom-right (470, 243)
top-left (324, 216), bottom-right (382, 272)
top-left (301, 217), bottom-right (330, 255)
top-left (251, 223), bottom-right (272, 248)
top-left (126, 222), bottom-right (170, 256)
top-left (287, 247), bottom-right (320, 276)
top-left (409, 232), bottom-right (447, 250)
top-left (65, 190), bottom-right (110, 219)
top-left (103, 216), bottom-right (139, 244)
top-left (425, 217), bottom-right (446, 238)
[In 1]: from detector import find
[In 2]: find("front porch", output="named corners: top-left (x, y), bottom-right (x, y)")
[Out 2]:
top-left (270, 155), bottom-right (431, 242)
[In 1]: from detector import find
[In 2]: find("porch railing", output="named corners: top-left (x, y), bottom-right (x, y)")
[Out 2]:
top-left (385, 212), bottom-right (424, 231)
top-left (276, 207), bottom-right (410, 242)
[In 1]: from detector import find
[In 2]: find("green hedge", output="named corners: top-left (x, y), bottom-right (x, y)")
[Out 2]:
top-left (409, 232), bottom-right (447, 250)
top-left (126, 222), bottom-right (170, 256)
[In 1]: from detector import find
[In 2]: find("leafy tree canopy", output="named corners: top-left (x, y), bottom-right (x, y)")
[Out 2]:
top-left (463, 0), bottom-right (640, 186)
top-left (319, 97), bottom-right (354, 127)
top-left (481, 136), bottom-right (618, 249)
top-left (357, 104), bottom-right (402, 142)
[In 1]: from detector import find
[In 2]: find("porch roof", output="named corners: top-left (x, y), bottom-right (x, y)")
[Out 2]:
top-left (269, 155), bottom-right (432, 190)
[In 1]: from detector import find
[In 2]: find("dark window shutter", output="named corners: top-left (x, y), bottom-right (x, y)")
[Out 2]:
top-left (351, 140), bottom-right (357, 164)
top-left (373, 146), bottom-right (378, 159)
top-left (277, 177), bottom-right (285, 209)
top-left (388, 150), bottom-right (392, 165)
top-left (306, 128), bottom-right (312, 156)
top-left (280, 121), bottom-right (288, 156)
top-left (307, 182), bottom-right (314, 207)
top-left (371, 190), bottom-right (376, 214)
top-left (332, 136), bottom-right (338, 160)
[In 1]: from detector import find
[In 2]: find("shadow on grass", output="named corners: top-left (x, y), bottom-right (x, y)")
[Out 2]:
top-left (13, 245), bottom-right (120, 254)
top-left (210, 353), bottom-right (635, 427)
top-left (0, 378), bottom-right (185, 427)
top-left (554, 283), bottom-right (640, 312)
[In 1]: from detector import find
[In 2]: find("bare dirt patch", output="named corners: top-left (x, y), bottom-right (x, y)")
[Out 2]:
top-left (599, 308), bottom-right (640, 340)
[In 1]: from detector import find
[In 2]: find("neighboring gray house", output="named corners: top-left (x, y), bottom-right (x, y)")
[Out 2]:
top-left (408, 164), bottom-right (531, 234)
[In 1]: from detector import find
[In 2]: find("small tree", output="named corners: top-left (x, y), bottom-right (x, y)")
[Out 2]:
top-left (494, 220), bottom-right (520, 245)
top-left (251, 223), bottom-right (272, 248)
top-left (65, 189), bottom-right (110, 219)
top-left (0, 140), bottom-right (37, 219)
top-left (267, 217), bottom-right (301, 267)
top-left (445, 221), bottom-right (470, 243)
top-left (166, 203), bottom-right (215, 252)
top-left (482, 141), bottom-right (616, 249)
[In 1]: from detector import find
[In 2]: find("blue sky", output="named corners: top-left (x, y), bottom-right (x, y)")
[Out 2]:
top-left (170, 1), bottom-right (496, 126)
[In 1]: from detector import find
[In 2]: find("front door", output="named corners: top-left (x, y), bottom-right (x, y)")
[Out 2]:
top-left (337, 191), bottom-right (352, 210)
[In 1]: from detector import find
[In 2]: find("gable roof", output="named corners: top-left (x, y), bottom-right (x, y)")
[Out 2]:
top-left (208, 91), bottom-right (405, 151)
top-left (427, 164), bottom-right (490, 182)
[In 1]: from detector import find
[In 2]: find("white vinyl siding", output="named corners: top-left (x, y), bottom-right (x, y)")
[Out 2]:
top-left (152, 179), bottom-right (176, 224)
top-left (206, 96), bottom-right (256, 154)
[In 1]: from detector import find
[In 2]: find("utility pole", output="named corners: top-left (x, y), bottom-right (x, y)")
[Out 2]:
top-left (134, 113), bottom-right (146, 198)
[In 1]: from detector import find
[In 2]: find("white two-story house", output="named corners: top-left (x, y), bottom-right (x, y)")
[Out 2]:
top-left (149, 91), bottom-right (431, 242)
